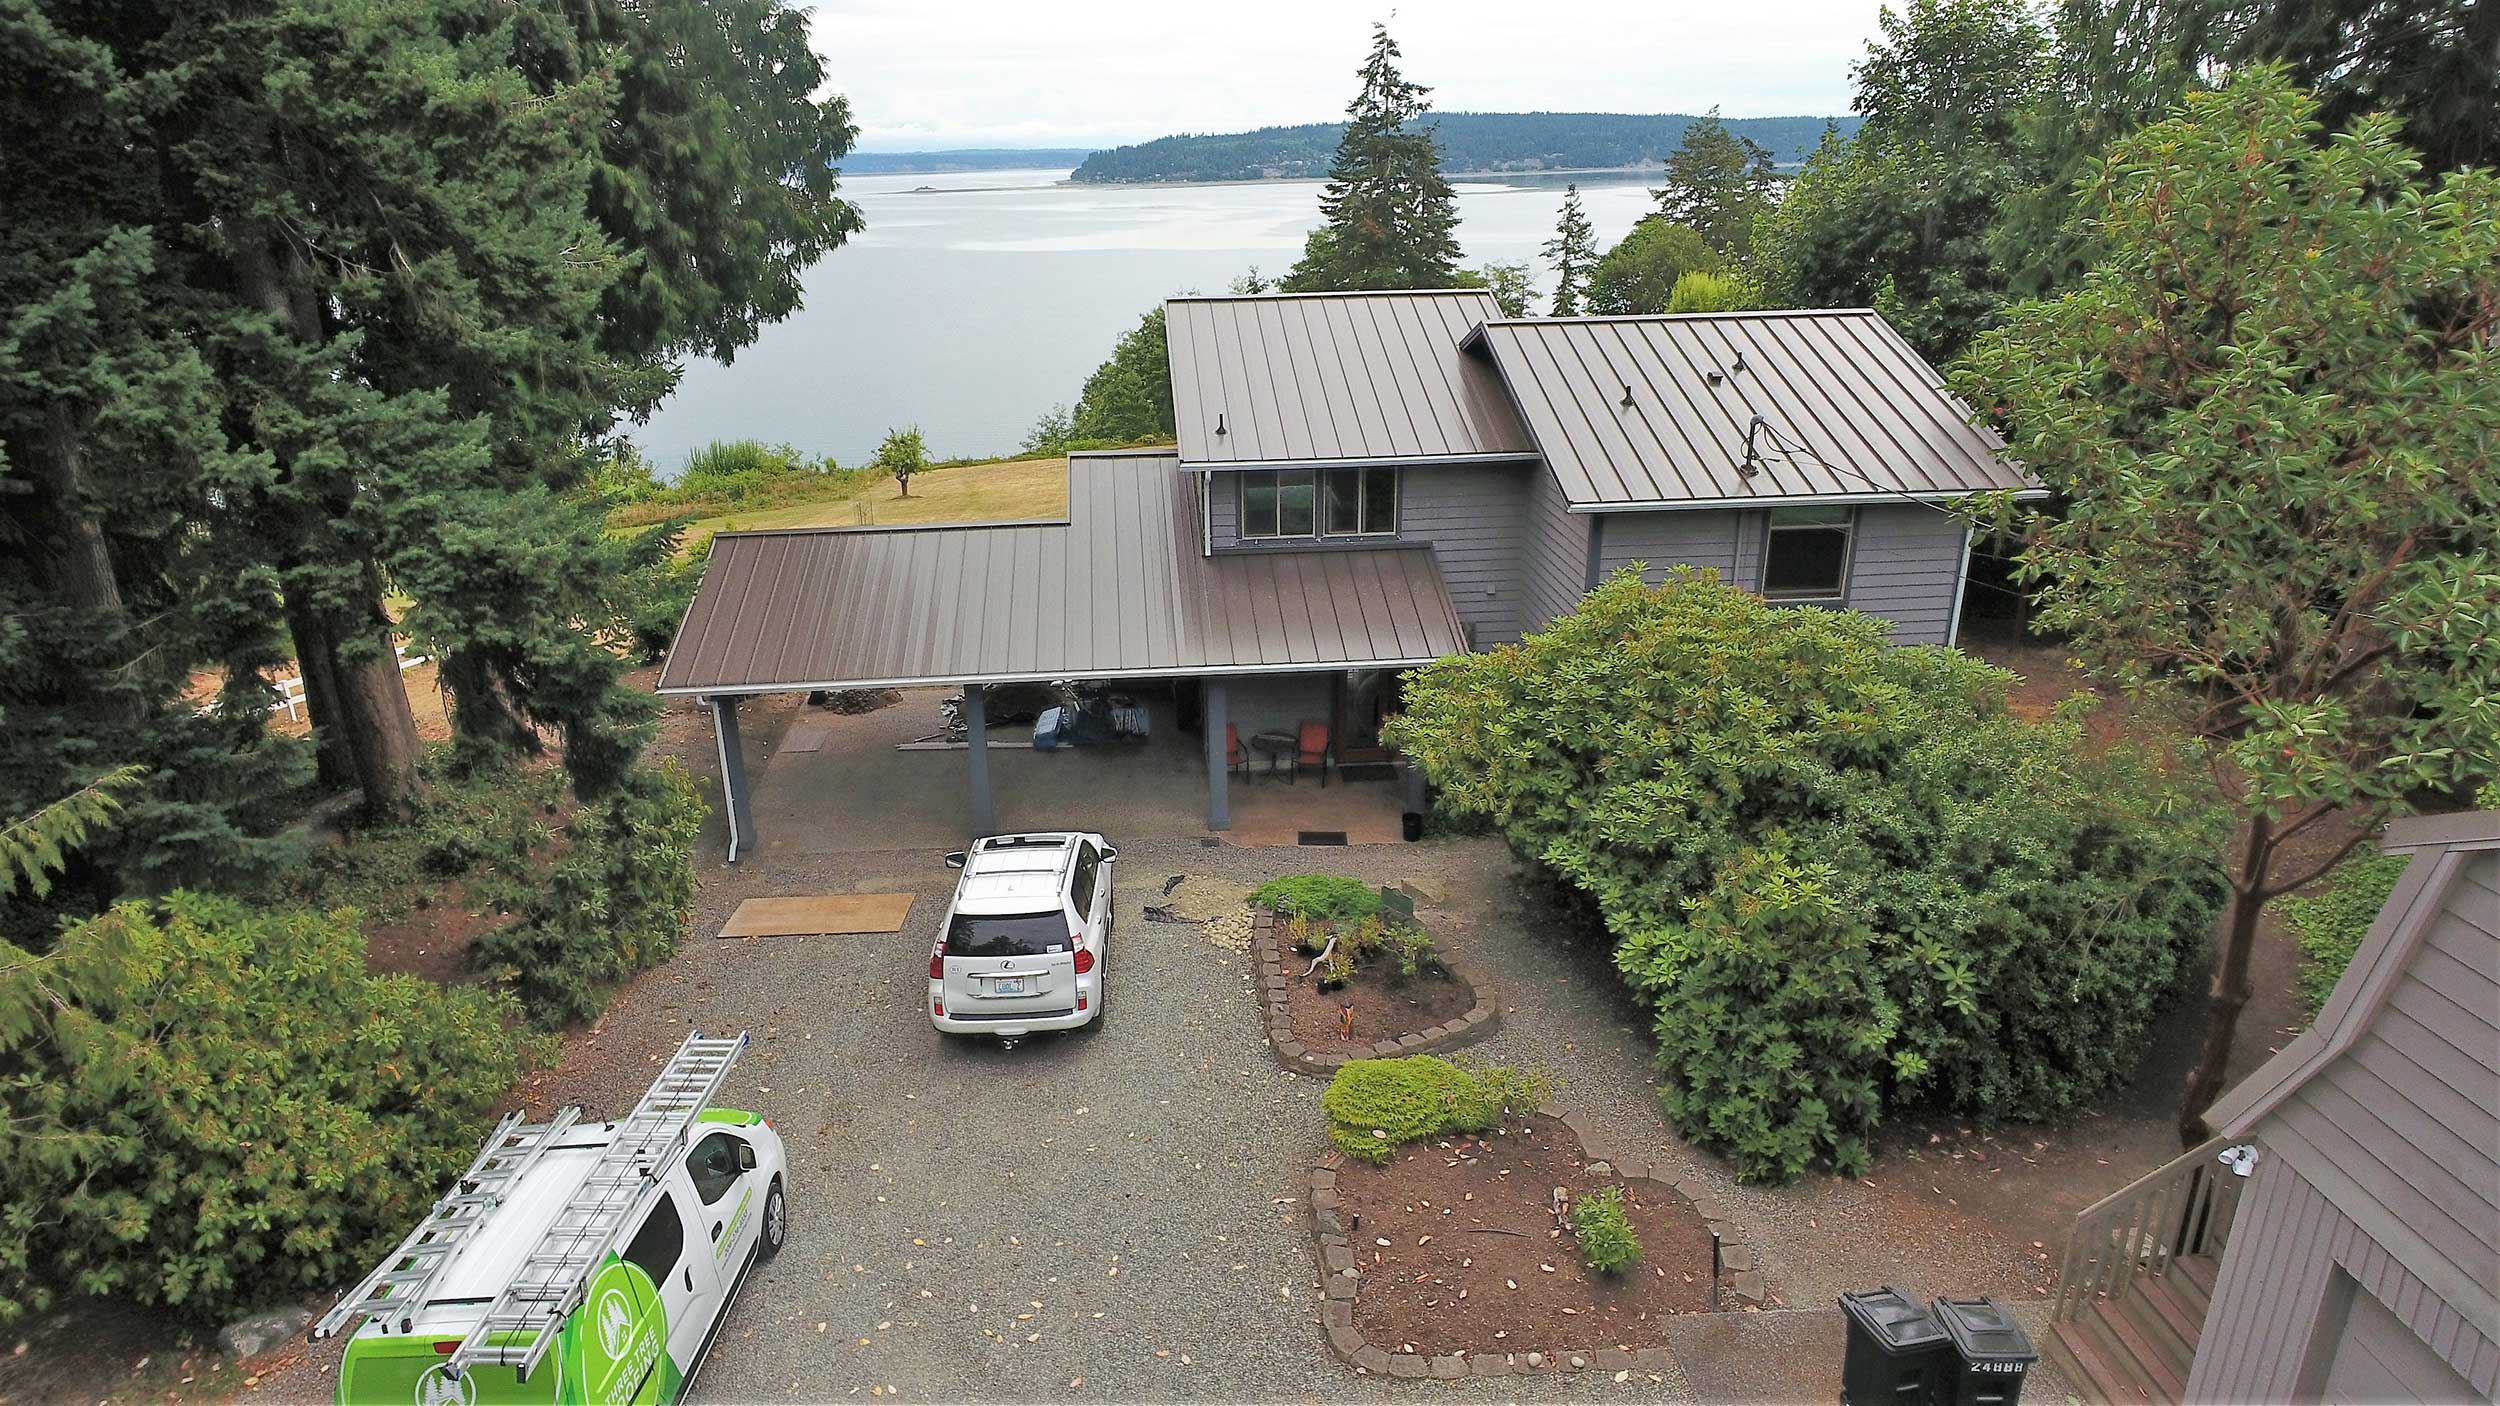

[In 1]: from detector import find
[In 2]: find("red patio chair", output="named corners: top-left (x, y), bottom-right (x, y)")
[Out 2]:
top-left (1226, 722), bottom-right (1245, 773)
top-left (1296, 720), bottom-right (1330, 787)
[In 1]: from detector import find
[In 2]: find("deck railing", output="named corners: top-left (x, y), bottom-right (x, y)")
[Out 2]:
top-left (2053, 1135), bottom-right (2247, 1320)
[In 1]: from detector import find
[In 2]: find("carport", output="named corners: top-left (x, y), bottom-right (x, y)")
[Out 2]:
top-left (653, 451), bottom-right (1465, 860)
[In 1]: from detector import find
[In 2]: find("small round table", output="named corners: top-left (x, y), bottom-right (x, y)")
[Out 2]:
top-left (1248, 730), bottom-right (1297, 780)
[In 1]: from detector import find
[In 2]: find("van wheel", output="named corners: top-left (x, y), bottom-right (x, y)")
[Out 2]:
top-left (760, 1178), bottom-right (787, 1260)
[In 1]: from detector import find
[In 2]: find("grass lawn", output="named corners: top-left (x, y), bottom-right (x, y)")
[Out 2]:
top-left (678, 455), bottom-right (1070, 553)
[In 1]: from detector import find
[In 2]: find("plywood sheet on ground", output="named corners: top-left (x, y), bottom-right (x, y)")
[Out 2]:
top-left (719, 893), bottom-right (915, 938)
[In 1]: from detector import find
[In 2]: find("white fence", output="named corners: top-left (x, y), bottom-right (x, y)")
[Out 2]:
top-left (267, 645), bottom-right (429, 721)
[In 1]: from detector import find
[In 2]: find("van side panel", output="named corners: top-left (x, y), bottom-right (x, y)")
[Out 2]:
top-left (336, 1335), bottom-right (559, 1406)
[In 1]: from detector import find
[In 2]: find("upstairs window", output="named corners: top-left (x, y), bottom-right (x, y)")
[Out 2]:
top-left (1240, 470), bottom-right (1315, 538)
top-left (1323, 467), bottom-right (1399, 535)
top-left (1240, 467), bottom-right (1397, 539)
top-left (1761, 506), bottom-right (1855, 601)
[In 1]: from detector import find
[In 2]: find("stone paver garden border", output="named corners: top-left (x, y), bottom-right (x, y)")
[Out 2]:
top-left (1250, 907), bottom-right (1498, 1073)
top-left (1306, 1108), bottom-right (1764, 1380)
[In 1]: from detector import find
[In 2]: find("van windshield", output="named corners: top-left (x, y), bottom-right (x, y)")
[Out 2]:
top-left (947, 911), bottom-right (1067, 958)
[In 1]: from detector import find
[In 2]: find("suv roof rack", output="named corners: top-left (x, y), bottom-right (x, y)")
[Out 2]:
top-left (315, 1029), bottom-right (748, 1386)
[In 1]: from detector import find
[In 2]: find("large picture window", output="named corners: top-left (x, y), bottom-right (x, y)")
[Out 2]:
top-left (1761, 505), bottom-right (1855, 600)
top-left (1240, 467), bottom-right (1396, 539)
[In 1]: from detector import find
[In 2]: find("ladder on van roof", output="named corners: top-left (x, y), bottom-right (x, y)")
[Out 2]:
top-left (447, 1030), bottom-right (748, 1384)
top-left (313, 1105), bottom-right (585, 1338)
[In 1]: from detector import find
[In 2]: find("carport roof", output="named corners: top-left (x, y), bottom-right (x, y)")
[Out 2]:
top-left (654, 450), bottom-right (1469, 695)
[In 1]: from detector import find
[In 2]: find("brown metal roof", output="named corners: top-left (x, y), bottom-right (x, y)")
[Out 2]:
top-left (1167, 290), bottom-right (1536, 467)
top-left (654, 451), bottom-right (1469, 694)
top-left (1464, 310), bottom-right (2036, 509)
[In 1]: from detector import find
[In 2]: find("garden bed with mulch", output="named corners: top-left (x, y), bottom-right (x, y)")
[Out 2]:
top-left (1248, 895), bottom-right (1495, 1072)
top-left (1331, 1121), bottom-right (1715, 1359)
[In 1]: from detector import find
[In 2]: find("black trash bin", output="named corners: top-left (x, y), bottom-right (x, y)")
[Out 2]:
top-left (1839, 1286), bottom-right (1952, 1406)
top-left (1931, 1296), bottom-right (2039, 1406)
top-left (1400, 811), bottom-right (1424, 842)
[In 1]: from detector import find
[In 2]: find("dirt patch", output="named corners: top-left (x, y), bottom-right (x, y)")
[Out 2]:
top-left (1282, 959), bottom-right (1473, 1053)
top-left (0, 1300), bottom-right (246, 1406)
top-left (359, 879), bottom-right (517, 984)
top-left (1333, 1124), bottom-right (1715, 1357)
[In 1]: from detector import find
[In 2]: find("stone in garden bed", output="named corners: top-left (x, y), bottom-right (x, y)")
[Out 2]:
top-left (1331, 1121), bottom-right (1713, 1359)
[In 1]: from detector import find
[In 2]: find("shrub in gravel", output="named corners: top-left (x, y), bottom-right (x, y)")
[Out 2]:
top-left (1570, 1186), bottom-right (1642, 1274)
top-left (1250, 874), bottom-right (1382, 923)
top-left (1390, 569), bottom-right (2228, 1182)
top-left (1322, 1056), bottom-right (1553, 1164)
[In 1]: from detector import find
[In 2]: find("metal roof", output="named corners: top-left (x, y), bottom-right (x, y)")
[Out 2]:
top-left (654, 451), bottom-right (1468, 695)
top-left (1463, 310), bottom-right (2036, 510)
top-left (1167, 290), bottom-right (1536, 468)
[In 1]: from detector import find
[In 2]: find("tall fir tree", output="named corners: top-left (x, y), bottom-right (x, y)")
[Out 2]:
top-left (1280, 24), bottom-right (1463, 292)
top-left (1540, 184), bottom-right (1597, 315)
top-left (1651, 109), bottom-right (1779, 255)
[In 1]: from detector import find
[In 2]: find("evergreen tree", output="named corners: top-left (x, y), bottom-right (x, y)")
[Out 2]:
top-left (1281, 24), bottom-right (1464, 292)
top-left (1652, 109), bottom-right (1779, 256)
top-left (1541, 184), bottom-right (1598, 315)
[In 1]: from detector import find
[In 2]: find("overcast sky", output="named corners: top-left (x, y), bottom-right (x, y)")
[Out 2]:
top-left (817, 0), bottom-right (1892, 152)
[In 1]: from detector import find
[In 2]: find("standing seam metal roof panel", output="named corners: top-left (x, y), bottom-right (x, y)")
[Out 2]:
top-left (1465, 310), bottom-right (2034, 507)
top-left (1169, 290), bottom-right (1535, 466)
top-left (654, 452), bottom-right (1469, 694)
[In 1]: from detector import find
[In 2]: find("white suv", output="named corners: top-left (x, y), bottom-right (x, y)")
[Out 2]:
top-left (930, 832), bottom-right (1117, 1039)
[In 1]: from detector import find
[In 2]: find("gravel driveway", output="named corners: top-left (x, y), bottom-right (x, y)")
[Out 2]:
top-left (613, 835), bottom-right (1736, 1403)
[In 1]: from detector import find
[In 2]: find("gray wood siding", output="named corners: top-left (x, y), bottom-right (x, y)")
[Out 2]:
top-left (2188, 1155), bottom-right (2499, 1402)
top-left (1205, 463), bottom-right (1532, 647)
top-left (1587, 504), bottom-right (1968, 645)
top-left (1841, 505), bottom-right (1968, 646)
top-left (1524, 464), bottom-right (1593, 631)
top-left (1594, 508), bottom-right (1751, 588)
top-left (2323, 1288), bottom-right (2480, 1403)
top-left (2188, 849), bottom-right (2500, 1403)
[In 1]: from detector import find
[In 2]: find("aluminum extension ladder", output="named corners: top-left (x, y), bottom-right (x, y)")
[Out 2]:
top-left (445, 1030), bottom-right (748, 1383)
top-left (313, 1105), bottom-right (585, 1338)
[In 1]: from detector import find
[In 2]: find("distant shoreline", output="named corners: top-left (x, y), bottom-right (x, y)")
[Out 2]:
top-left (1051, 165), bottom-right (1667, 191)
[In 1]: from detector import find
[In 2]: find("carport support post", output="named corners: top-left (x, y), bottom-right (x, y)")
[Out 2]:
top-left (963, 683), bottom-right (995, 837)
top-left (1203, 679), bottom-right (1230, 832)
top-left (708, 695), bottom-right (756, 863)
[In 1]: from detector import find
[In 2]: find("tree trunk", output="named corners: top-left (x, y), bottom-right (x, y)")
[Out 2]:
top-left (234, 221), bottom-right (425, 821)
top-left (283, 594), bottom-right (358, 792)
top-left (2179, 812), bottom-right (2275, 1146)
top-left (439, 646), bottom-right (540, 759)
top-left (33, 402), bottom-right (125, 619)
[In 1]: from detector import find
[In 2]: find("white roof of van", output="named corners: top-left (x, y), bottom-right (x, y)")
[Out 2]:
top-left (367, 1125), bottom-right (652, 1338)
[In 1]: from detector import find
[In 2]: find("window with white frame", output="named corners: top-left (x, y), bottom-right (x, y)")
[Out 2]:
top-left (1760, 505), bottom-right (1855, 600)
top-left (1239, 467), bottom-right (1397, 540)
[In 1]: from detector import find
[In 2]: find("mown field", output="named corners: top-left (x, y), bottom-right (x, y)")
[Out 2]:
top-left (676, 454), bottom-right (1071, 553)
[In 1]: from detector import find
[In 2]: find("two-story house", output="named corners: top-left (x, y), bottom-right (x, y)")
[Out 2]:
top-left (658, 289), bottom-right (2036, 858)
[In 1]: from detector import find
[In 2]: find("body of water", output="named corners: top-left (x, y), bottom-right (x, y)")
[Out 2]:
top-left (635, 168), bottom-right (1663, 469)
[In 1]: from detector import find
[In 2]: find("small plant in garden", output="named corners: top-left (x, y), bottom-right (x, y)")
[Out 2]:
top-left (1321, 1056), bottom-right (1555, 1164)
top-left (1251, 873), bottom-right (1382, 922)
top-left (1378, 919), bottom-right (1437, 981)
top-left (1570, 1185), bottom-right (1643, 1273)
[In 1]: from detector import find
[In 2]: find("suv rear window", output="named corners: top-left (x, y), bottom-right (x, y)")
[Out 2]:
top-left (947, 911), bottom-right (1068, 957)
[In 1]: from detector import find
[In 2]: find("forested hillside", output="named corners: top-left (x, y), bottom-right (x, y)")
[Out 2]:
top-left (1072, 111), bottom-right (1856, 182)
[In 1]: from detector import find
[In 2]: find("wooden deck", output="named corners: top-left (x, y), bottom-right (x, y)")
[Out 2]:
top-left (2046, 1252), bottom-right (2216, 1404)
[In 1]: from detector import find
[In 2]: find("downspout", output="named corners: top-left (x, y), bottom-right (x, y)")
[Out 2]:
top-left (1945, 522), bottom-right (1975, 647)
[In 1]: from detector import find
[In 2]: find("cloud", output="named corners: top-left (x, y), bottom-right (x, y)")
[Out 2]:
top-left (808, 0), bottom-right (1885, 151)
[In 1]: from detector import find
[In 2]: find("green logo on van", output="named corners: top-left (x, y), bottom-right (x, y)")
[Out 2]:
top-left (581, 1259), bottom-right (664, 1401)
top-left (413, 1364), bottom-right (478, 1406)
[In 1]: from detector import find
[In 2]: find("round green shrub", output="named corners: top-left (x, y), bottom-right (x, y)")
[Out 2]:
top-left (1391, 569), bottom-right (2228, 1182)
top-left (1570, 1185), bottom-right (1643, 1274)
top-left (1320, 1056), bottom-right (1553, 1164)
top-left (0, 893), bottom-right (542, 1323)
top-left (1250, 874), bottom-right (1383, 923)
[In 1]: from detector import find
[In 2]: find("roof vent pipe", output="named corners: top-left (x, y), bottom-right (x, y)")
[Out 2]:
top-left (1619, 384), bottom-right (1634, 408)
top-left (1706, 369), bottom-right (1725, 386)
top-left (1215, 412), bottom-right (1227, 437)
top-left (1733, 352), bottom-right (1748, 374)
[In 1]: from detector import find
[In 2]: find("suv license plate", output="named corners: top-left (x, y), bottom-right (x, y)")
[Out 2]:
top-left (993, 977), bottom-right (1024, 995)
